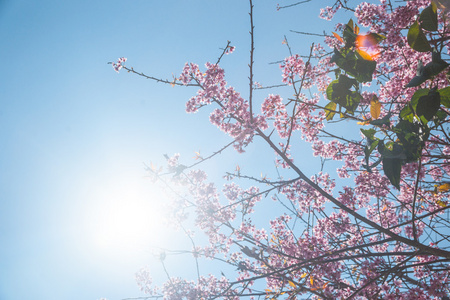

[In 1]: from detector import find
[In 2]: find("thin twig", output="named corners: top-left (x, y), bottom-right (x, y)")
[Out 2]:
top-left (249, 0), bottom-right (255, 123)
top-left (121, 66), bottom-right (198, 87)
top-left (290, 30), bottom-right (330, 37)
top-left (277, 0), bottom-right (312, 10)
top-left (412, 159), bottom-right (422, 241)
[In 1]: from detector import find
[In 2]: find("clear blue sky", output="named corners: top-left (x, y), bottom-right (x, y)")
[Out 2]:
top-left (0, 1), bottom-right (353, 299)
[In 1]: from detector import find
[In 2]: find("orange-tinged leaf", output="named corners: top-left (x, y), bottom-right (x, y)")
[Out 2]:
top-left (310, 276), bottom-right (314, 285)
top-left (354, 24), bottom-right (360, 35)
top-left (437, 183), bottom-right (450, 192)
top-left (325, 101), bottom-right (337, 121)
top-left (288, 280), bottom-right (296, 288)
top-left (436, 200), bottom-right (448, 207)
top-left (170, 73), bottom-right (177, 87)
top-left (323, 282), bottom-right (329, 289)
top-left (356, 49), bottom-right (374, 61)
top-left (357, 119), bottom-right (372, 125)
top-left (332, 32), bottom-right (344, 44)
top-left (370, 96), bottom-right (381, 120)
top-left (193, 151), bottom-right (203, 160)
top-left (265, 289), bottom-right (272, 293)
top-left (300, 272), bottom-right (308, 278)
top-left (357, 116), bottom-right (372, 125)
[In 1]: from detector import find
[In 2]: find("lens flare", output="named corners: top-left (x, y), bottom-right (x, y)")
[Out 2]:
top-left (356, 34), bottom-right (380, 61)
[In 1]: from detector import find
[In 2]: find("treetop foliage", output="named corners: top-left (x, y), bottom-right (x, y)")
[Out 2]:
top-left (112, 0), bottom-right (450, 299)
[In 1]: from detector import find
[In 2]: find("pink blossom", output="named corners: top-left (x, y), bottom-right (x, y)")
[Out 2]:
top-left (112, 57), bottom-right (127, 73)
top-left (225, 46), bottom-right (236, 55)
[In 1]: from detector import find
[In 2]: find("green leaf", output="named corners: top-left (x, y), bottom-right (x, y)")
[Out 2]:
top-left (347, 19), bottom-right (354, 30)
top-left (407, 61), bottom-right (427, 87)
top-left (367, 33), bottom-right (386, 44)
top-left (400, 105), bottom-right (413, 122)
top-left (438, 86), bottom-right (450, 108)
top-left (400, 88), bottom-right (429, 121)
top-left (407, 53), bottom-right (448, 87)
top-left (343, 27), bottom-right (357, 47)
top-left (326, 75), bottom-right (361, 113)
top-left (364, 139), bottom-right (379, 169)
top-left (377, 140), bottom-right (385, 154)
top-left (370, 112), bottom-right (391, 127)
top-left (330, 82), bottom-right (352, 105)
top-left (330, 48), bottom-right (344, 65)
top-left (364, 139), bottom-right (380, 163)
top-left (407, 20), bottom-right (432, 52)
top-left (355, 59), bottom-right (376, 83)
top-left (423, 51), bottom-right (449, 77)
top-left (326, 79), bottom-right (339, 101)
top-left (395, 120), bottom-right (428, 162)
top-left (425, 62), bottom-right (448, 77)
top-left (361, 128), bottom-right (377, 140)
top-left (363, 157), bottom-right (382, 173)
top-left (412, 88), bottom-right (431, 103)
top-left (431, 50), bottom-right (447, 65)
top-left (406, 75), bottom-right (427, 87)
top-left (338, 74), bottom-right (357, 90)
top-left (383, 157), bottom-right (402, 189)
top-left (416, 89), bottom-right (441, 124)
top-left (324, 101), bottom-right (337, 121)
top-left (382, 143), bottom-right (406, 159)
top-left (338, 50), bottom-right (358, 76)
top-left (342, 19), bottom-right (356, 47)
top-left (368, 139), bottom-right (380, 154)
top-left (419, 3), bottom-right (438, 31)
top-left (330, 46), bottom-right (376, 83)
top-left (330, 48), bottom-right (358, 78)
top-left (343, 91), bottom-right (362, 114)
top-left (435, 109), bottom-right (447, 124)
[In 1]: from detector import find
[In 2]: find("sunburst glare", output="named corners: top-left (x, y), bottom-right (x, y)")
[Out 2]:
top-left (86, 175), bottom-right (170, 262)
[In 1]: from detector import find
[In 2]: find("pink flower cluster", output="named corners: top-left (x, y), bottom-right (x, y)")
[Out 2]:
top-left (180, 62), bottom-right (268, 152)
top-left (225, 46), bottom-right (236, 55)
top-left (319, 5), bottom-right (340, 21)
top-left (112, 57), bottom-right (127, 73)
top-left (135, 267), bottom-right (155, 295)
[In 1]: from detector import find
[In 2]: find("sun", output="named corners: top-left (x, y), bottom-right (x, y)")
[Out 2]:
top-left (86, 175), bottom-right (170, 261)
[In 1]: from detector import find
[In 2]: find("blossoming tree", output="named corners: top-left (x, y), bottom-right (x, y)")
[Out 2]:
top-left (113, 0), bottom-right (450, 299)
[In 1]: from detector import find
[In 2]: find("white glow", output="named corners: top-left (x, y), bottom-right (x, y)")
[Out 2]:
top-left (87, 175), bottom-right (170, 261)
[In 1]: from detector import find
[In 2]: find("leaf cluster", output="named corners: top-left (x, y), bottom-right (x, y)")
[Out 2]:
top-left (328, 6), bottom-right (450, 189)
top-left (361, 3), bottom-right (450, 188)
top-left (325, 19), bottom-right (382, 120)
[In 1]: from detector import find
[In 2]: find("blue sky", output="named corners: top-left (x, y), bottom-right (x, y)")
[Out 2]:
top-left (0, 1), bottom-right (353, 299)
